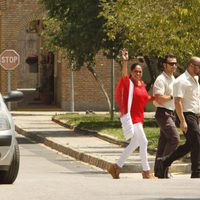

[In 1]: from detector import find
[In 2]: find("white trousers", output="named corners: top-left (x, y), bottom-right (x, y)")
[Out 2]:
top-left (117, 122), bottom-right (150, 171)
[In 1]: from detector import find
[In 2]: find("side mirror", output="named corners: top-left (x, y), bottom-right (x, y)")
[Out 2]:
top-left (3, 91), bottom-right (24, 103)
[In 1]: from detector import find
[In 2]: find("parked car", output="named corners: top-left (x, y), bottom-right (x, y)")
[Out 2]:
top-left (0, 91), bottom-right (23, 184)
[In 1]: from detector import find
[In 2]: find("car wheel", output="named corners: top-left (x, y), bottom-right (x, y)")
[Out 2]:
top-left (0, 140), bottom-right (20, 184)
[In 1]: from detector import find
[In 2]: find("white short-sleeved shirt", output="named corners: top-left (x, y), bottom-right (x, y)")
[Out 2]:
top-left (153, 72), bottom-right (175, 111)
top-left (173, 70), bottom-right (200, 114)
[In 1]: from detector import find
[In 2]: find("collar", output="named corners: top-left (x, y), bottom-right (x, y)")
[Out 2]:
top-left (162, 71), bottom-right (174, 80)
top-left (185, 70), bottom-right (191, 79)
top-left (185, 70), bottom-right (199, 83)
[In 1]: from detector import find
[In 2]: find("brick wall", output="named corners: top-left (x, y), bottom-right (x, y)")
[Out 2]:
top-left (58, 51), bottom-right (122, 111)
top-left (0, 0), bottom-right (6, 10)
top-left (0, 0), bottom-right (139, 112)
top-left (0, 0), bottom-right (43, 94)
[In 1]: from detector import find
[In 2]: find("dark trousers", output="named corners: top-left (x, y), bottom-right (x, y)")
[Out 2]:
top-left (154, 107), bottom-right (180, 174)
top-left (164, 112), bottom-right (200, 178)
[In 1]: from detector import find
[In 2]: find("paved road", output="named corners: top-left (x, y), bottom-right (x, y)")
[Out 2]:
top-left (1, 134), bottom-right (200, 200)
top-left (0, 134), bottom-right (106, 200)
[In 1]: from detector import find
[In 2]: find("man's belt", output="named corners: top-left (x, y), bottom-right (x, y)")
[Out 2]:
top-left (157, 107), bottom-right (174, 114)
top-left (184, 112), bottom-right (200, 118)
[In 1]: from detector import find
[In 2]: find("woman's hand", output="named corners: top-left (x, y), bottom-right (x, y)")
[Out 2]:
top-left (121, 48), bottom-right (128, 77)
top-left (121, 48), bottom-right (128, 61)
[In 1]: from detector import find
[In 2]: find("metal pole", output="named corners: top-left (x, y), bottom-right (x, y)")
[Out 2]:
top-left (71, 68), bottom-right (74, 112)
top-left (111, 54), bottom-right (115, 120)
top-left (8, 71), bottom-right (11, 110)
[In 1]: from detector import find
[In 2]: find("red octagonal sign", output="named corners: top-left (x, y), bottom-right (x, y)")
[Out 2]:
top-left (0, 49), bottom-right (20, 70)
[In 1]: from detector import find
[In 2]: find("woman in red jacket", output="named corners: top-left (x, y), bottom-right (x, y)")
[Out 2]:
top-left (108, 48), bottom-right (155, 179)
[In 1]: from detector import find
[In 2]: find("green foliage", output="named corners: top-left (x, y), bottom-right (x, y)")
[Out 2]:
top-left (41, 18), bottom-right (63, 53)
top-left (40, 0), bottom-right (109, 69)
top-left (100, 0), bottom-right (200, 65)
top-left (40, 0), bottom-right (200, 69)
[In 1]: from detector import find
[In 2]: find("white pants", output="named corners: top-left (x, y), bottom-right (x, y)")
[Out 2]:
top-left (117, 122), bottom-right (150, 171)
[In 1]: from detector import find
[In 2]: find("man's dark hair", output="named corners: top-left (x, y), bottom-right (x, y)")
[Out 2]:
top-left (162, 53), bottom-right (176, 64)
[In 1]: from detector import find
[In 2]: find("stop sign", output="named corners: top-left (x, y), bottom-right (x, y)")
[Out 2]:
top-left (0, 49), bottom-right (20, 70)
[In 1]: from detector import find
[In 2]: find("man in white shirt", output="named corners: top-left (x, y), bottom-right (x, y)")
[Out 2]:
top-left (153, 54), bottom-right (180, 178)
top-left (158, 56), bottom-right (200, 178)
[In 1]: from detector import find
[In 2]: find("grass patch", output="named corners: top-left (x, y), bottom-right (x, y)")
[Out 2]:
top-left (54, 113), bottom-right (185, 149)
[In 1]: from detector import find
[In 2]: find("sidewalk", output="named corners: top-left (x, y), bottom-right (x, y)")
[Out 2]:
top-left (12, 111), bottom-right (191, 174)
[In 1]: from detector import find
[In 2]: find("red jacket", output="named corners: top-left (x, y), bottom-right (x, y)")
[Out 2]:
top-left (115, 76), bottom-right (154, 124)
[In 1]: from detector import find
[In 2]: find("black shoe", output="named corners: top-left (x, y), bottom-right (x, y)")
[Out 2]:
top-left (156, 157), bottom-right (168, 178)
top-left (154, 160), bottom-right (160, 178)
top-left (164, 167), bottom-right (172, 178)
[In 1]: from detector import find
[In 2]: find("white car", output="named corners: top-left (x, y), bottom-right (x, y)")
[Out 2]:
top-left (0, 91), bottom-right (23, 184)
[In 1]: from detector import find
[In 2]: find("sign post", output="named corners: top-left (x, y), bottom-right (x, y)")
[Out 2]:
top-left (0, 49), bottom-right (20, 109)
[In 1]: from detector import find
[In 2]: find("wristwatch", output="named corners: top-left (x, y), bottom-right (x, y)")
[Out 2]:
top-left (170, 95), bottom-right (173, 100)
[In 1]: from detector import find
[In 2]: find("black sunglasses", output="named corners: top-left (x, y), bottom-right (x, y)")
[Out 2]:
top-left (166, 62), bottom-right (177, 66)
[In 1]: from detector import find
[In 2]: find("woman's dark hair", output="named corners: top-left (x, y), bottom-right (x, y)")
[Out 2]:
top-left (131, 63), bottom-right (140, 71)
top-left (129, 63), bottom-right (141, 79)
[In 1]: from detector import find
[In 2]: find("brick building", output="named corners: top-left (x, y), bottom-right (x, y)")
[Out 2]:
top-left (0, 0), bottom-right (154, 112)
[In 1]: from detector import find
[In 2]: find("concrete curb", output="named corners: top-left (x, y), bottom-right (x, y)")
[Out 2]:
top-left (15, 125), bottom-right (112, 171)
top-left (52, 118), bottom-right (128, 147)
top-left (15, 123), bottom-right (156, 173)
top-left (15, 121), bottom-right (191, 174)
top-left (15, 124), bottom-right (151, 173)
top-left (52, 117), bottom-right (157, 154)
top-left (16, 115), bottom-right (190, 173)
top-left (51, 117), bottom-right (191, 174)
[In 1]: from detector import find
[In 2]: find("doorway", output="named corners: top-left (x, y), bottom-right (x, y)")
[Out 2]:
top-left (17, 20), bottom-right (57, 110)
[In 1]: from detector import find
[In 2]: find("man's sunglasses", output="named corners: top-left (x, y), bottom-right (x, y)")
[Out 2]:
top-left (166, 62), bottom-right (177, 66)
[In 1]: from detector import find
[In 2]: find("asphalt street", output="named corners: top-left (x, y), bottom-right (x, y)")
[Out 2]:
top-left (1, 134), bottom-right (199, 200)
top-left (5, 111), bottom-right (199, 200)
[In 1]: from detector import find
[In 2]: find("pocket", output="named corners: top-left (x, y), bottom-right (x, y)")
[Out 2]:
top-left (164, 111), bottom-right (171, 117)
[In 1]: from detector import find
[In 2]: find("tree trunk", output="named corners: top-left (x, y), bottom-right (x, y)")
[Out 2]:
top-left (87, 64), bottom-right (112, 115)
top-left (143, 56), bottom-right (157, 91)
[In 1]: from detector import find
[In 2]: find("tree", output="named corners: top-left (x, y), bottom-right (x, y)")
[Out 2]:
top-left (99, 0), bottom-right (200, 88)
top-left (40, 0), bottom-right (117, 116)
top-left (40, 0), bottom-right (106, 67)
top-left (100, 0), bottom-right (200, 64)
top-left (40, 0), bottom-right (200, 68)
top-left (40, 0), bottom-right (200, 114)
